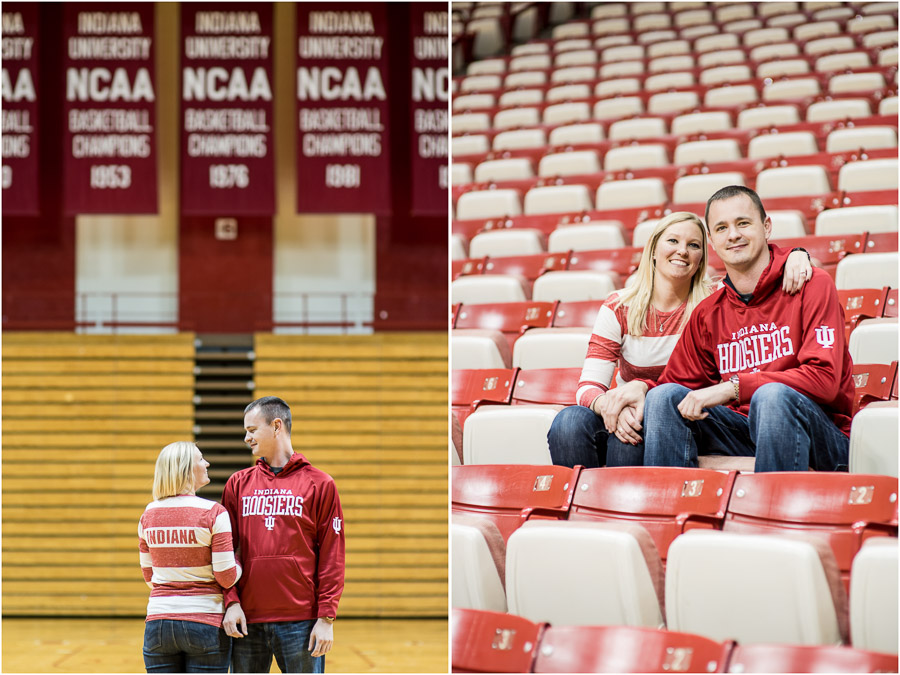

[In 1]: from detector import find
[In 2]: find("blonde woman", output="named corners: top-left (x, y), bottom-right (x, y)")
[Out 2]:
top-left (548, 212), bottom-right (812, 467)
top-left (139, 442), bottom-right (241, 673)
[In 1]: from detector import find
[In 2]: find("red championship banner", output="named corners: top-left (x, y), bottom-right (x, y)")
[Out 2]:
top-left (410, 4), bottom-right (448, 217)
top-left (180, 5), bottom-right (274, 215)
top-left (2, 4), bottom-right (39, 215)
top-left (62, 4), bottom-right (157, 214)
top-left (296, 4), bottom-right (391, 214)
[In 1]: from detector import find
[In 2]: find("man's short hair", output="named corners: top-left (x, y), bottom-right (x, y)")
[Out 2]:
top-left (705, 185), bottom-right (767, 229)
top-left (245, 396), bottom-right (292, 434)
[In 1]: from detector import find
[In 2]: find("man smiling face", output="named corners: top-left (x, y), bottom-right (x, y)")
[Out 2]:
top-left (707, 192), bottom-right (772, 274)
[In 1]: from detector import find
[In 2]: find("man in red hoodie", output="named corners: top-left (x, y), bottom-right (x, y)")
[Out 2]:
top-left (221, 396), bottom-right (345, 672)
top-left (603, 185), bottom-right (853, 471)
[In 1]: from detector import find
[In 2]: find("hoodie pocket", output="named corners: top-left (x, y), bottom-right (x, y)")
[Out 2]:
top-left (242, 555), bottom-right (314, 615)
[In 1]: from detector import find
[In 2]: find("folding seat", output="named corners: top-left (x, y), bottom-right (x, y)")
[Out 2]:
top-left (497, 88), bottom-right (543, 107)
top-left (750, 41), bottom-right (800, 63)
top-left (452, 366), bottom-right (518, 426)
top-left (473, 158), bottom-right (534, 183)
top-left (765, 12), bottom-right (806, 28)
top-left (552, 298), bottom-right (605, 327)
top-left (862, 29), bottom-right (899, 48)
top-left (795, 1), bottom-right (837, 10)
top-left (768, 210), bottom-right (809, 238)
top-left (761, 77), bottom-right (821, 101)
top-left (453, 112), bottom-right (492, 133)
top-left (451, 515), bottom-right (508, 611)
top-left (839, 287), bottom-right (891, 340)
top-left (631, 218), bottom-right (659, 247)
top-left (879, 46), bottom-right (898, 67)
top-left (722, 471), bottom-right (900, 591)
top-left (492, 107), bottom-right (541, 130)
top-left (648, 54), bottom-right (695, 73)
top-left (551, 21), bottom-right (589, 40)
top-left (592, 17), bottom-right (630, 37)
top-left (755, 165), bottom-right (831, 198)
top-left (806, 98), bottom-right (873, 122)
top-left (603, 144), bottom-right (669, 171)
top-left (451, 464), bottom-right (580, 543)
top-left (456, 189), bottom-right (522, 221)
top-left (804, 35), bottom-right (856, 56)
top-left (674, 8), bottom-right (714, 28)
top-left (645, 71), bottom-right (695, 92)
top-left (716, 3), bottom-right (755, 23)
top-left (706, 83), bottom-right (760, 108)
top-left (695, 33), bottom-right (741, 54)
top-left (637, 29), bottom-right (680, 46)
top-left (510, 367), bottom-right (581, 406)
top-left (511, 43), bottom-right (548, 57)
top-left (594, 77), bottom-right (641, 97)
top-left (537, 150), bottom-right (600, 177)
top-left (725, 643), bottom-right (899, 673)
top-left (851, 361), bottom-right (897, 412)
top-left (568, 466), bottom-right (736, 564)
top-left (591, 2), bottom-right (626, 19)
top-left (756, 58), bottom-right (811, 78)
top-left (634, 13), bottom-right (672, 32)
top-left (671, 111), bottom-right (733, 135)
top-left (547, 222), bottom-right (626, 251)
top-left (647, 90), bottom-right (700, 115)
top-left (542, 101), bottom-right (591, 125)
top-left (462, 404), bottom-right (562, 464)
top-left (531, 270), bottom-right (618, 302)
top-left (452, 232), bottom-right (469, 260)
top-left (829, 72), bottom-right (887, 95)
top-left (838, 159), bottom-right (899, 192)
top-left (452, 163), bottom-right (474, 187)
top-left (724, 18), bottom-right (764, 34)
top-left (544, 82), bottom-right (590, 103)
top-left (598, 60), bottom-right (645, 79)
top-left (453, 93), bottom-right (496, 112)
top-left (508, 53), bottom-right (551, 73)
top-left (492, 128), bottom-right (547, 151)
top-left (848, 317), bottom-right (899, 365)
top-left (674, 139), bottom-right (742, 166)
top-left (524, 184), bottom-right (593, 215)
top-left (548, 122), bottom-right (604, 146)
top-left (861, 2), bottom-right (898, 14)
top-left (601, 44), bottom-right (645, 63)
top-left (506, 520), bottom-right (666, 627)
top-left (452, 271), bottom-right (530, 305)
top-left (815, 51), bottom-right (873, 73)
top-left (452, 328), bottom-right (514, 369)
top-left (606, 116), bottom-right (666, 139)
top-left (816, 205), bottom-right (898, 236)
top-left (850, 537), bottom-right (899, 654)
top-left (594, 34), bottom-right (634, 50)
top-left (747, 131), bottom-right (819, 158)
top-left (850, 400), bottom-right (898, 477)
top-left (469, 229), bottom-right (544, 258)
top-left (879, 97), bottom-right (898, 115)
top-left (700, 64), bottom-right (753, 86)
top-left (672, 172), bottom-right (746, 205)
top-left (504, 70), bottom-right (547, 88)
top-left (451, 608), bottom-right (543, 674)
top-left (466, 58), bottom-right (506, 76)
top-left (512, 326), bottom-right (593, 369)
top-left (460, 74), bottom-right (503, 93)
top-left (632, 2), bottom-right (666, 16)
top-left (553, 37), bottom-right (592, 53)
top-left (698, 48), bottom-right (748, 69)
top-left (680, 25), bottom-right (718, 40)
top-left (847, 14), bottom-right (897, 35)
top-left (533, 624), bottom-right (731, 674)
top-left (549, 65), bottom-right (596, 84)
top-left (813, 5), bottom-right (854, 21)
top-left (794, 20), bottom-right (841, 43)
top-left (554, 49), bottom-right (597, 68)
top-left (666, 530), bottom-right (849, 645)
top-left (826, 127), bottom-right (897, 154)
top-left (597, 177), bottom-right (669, 209)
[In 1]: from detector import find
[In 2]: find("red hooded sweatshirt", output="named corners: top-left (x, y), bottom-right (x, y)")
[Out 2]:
top-left (222, 452), bottom-right (345, 622)
top-left (657, 244), bottom-right (854, 435)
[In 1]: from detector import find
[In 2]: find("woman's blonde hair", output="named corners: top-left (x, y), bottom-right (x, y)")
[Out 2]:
top-left (152, 441), bottom-right (197, 501)
top-left (615, 212), bottom-right (712, 337)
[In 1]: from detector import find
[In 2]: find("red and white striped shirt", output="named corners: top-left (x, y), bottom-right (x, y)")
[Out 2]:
top-left (576, 291), bottom-right (686, 408)
top-left (138, 495), bottom-right (241, 627)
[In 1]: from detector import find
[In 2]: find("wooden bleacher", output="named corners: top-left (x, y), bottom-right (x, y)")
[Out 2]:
top-left (2, 333), bottom-right (196, 615)
top-left (254, 332), bottom-right (448, 617)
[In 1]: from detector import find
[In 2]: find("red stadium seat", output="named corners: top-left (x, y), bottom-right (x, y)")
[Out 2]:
top-left (452, 464), bottom-right (581, 543)
top-left (533, 624), bottom-right (732, 673)
top-left (852, 361), bottom-right (898, 414)
top-left (723, 472), bottom-right (899, 591)
top-left (455, 301), bottom-right (557, 352)
top-left (566, 245), bottom-right (644, 277)
top-left (511, 367), bottom-right (581, 406)
top-left (837, 287), bottom-right (890, 339)
top-left (453, 257), bottom-right (487, 280)
top-left (864, 230), bottom-right (899, 253)
top-left (552, 299), bottom-right (605, 327)
top-left (771, 233), bottom-right (867, 278)
top-left (451, 608), bottom-right (544, 674)
top-left (452, 368), bottom-right (517, 429)
top-left (568, 467), bottom-right (737, 564)
top-left (725, 642), bottom-right (898, 674)
top-left (482, 252), bottom-right (570, 281)
top-left (884, 287), bottom-right (898, 318)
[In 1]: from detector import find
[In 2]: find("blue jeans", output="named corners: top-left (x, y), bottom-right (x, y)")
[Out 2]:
top-left (548, 405), bottom-right (646, 467)
top-left (143, 619), bottom-right (231, 673)
top-left (643, 383), bottom-right (850, 472)
top-left (231, 620), bottom-right (324, 673)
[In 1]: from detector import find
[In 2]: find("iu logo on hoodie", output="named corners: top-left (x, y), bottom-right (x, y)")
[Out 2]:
top-left (332, 517), bottom-right (342, 534)
top-left (815, 325), bottom-right (835, 349)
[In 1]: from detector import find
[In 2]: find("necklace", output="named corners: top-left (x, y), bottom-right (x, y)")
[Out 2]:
top-left (652, 303), bottom-right (683, 333)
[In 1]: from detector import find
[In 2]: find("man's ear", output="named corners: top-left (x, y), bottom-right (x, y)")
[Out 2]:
top-left (763, 215), bottom-right (772, 241)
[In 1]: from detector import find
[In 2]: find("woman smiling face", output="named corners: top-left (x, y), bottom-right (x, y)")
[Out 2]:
top-left (652, 219), bottom-right (705, 285)
top-left (191, 446), bottom-right (210, 492)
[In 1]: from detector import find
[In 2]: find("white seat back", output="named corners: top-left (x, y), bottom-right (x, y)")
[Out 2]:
top-left (451, 519), bottom-right (508, 611)
top-left (531, 270), bottom-right (617, 302)
top-left (755, 166), bottom-right (830, 198)
top-left (462, 405), bottom-right (561, 465)
top-left (524, 184), bottom-right (593, 215)
top-left (548, 223), bottom-right (626, 252)
top-left (849, 401), bottom-right (899, 477)
top-left (838, 159), bottom-right (899, 192)
top-left (456, 189), bottom-right (522, 221)
top-left (836, 253), bottom-right (899, 291)
top-left (816, 206), bottom-right (898, 236)
top-left (848, 318), bottom-right (899, 365)
top-left (469, 229), bottom-right (544, 258)
top-left (512, 327), bottom-right (592, 369)
top-left (850, 538), bottom-right (899, 654)
top-left (451, 276), bottom-right (528, 306)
